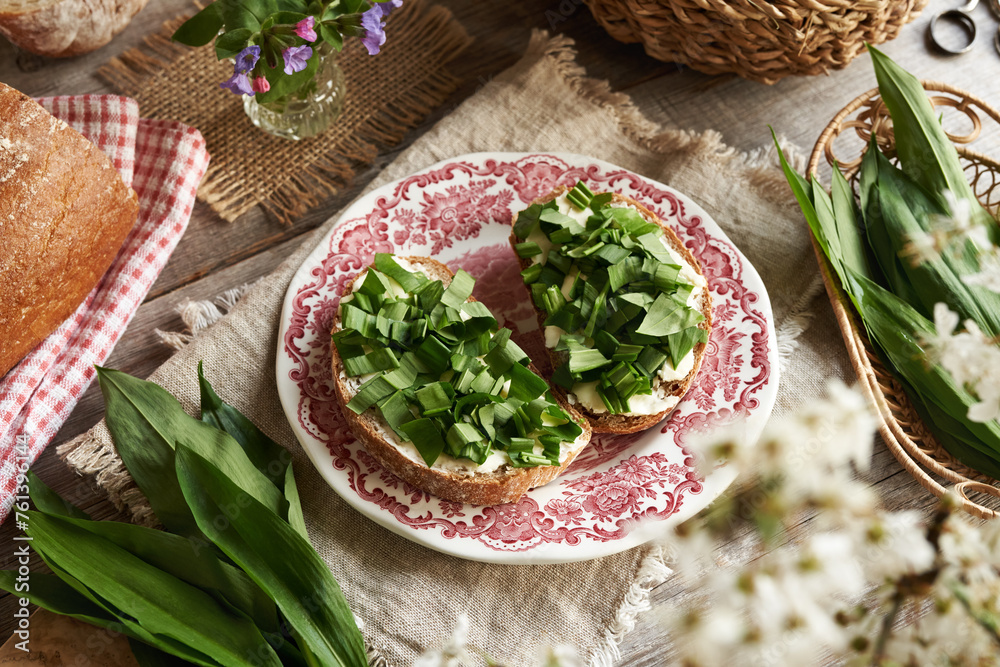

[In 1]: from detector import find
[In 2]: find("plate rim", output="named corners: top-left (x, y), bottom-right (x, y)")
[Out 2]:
top-left (275, 151), bottom-right (779, 564)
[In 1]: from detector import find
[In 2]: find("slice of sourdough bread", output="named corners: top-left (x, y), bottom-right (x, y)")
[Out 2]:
top-left (330, 256), bottom-right (593, 506)
top-left (510, 187), bottom-right (713, 435)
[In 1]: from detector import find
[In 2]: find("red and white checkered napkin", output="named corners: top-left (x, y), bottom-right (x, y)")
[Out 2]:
top-left (0, 95), bottom-right (210, 521)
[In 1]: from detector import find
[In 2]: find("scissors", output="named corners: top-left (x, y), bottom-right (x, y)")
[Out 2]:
top-left (929, 0), bottom-right (1000, 55)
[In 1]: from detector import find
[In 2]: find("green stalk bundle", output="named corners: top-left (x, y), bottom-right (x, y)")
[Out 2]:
top-left (775, 47), bottom-right (1000, 479)
top-left (1, 365), bottom-right (369, 667)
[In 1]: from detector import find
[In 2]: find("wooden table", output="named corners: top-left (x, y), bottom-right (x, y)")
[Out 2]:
top-left (2, 0), bottom-right (998, 663)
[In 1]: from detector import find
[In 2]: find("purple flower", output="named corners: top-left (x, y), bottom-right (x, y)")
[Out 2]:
top-left (360, 1), bottom-right (402, 55)
top-left (294, 16), bottom-right (317, 42)
top-left (220, 72), bottom-right (254, 96)
top-left (233, 45), bottom-right (260, 74)
top-left (220, 45), bottom-right (261, 96)
top-left (282, 45), bottom-right (312, 75)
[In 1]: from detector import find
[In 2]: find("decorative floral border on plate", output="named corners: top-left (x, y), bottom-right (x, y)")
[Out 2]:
top-left (276, 152), bottom-right (779, 563)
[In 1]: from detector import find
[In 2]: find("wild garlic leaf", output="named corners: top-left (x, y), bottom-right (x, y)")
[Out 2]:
top-left (58, 516), bottom-right (277, 633)
top-left (284, 463), bottom-right (309, 541)
top-left (129, 639), bottom-right (203, 667)
top-left (846, 269), bottom-right (1000, 477)
top-left (26, 470), bottom-right (89, 520)
top-left (26, 511), bottom-right (281, 667)
top-left (0, 571), bottom-right (111, 622)
top-left (176, 446), bottom-right (369, 667)
top-left (635, 293), bottom-right (704, 338)
top-left (199, 362), bottom-right (290, 486)
top-left (868, 46), bottom-right (996, 234)
top-left (97, 368), bottom-right (288, 536)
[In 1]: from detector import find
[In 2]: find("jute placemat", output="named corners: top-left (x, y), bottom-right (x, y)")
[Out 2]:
top-left (98, 0), bottom-right (471, 224)
top-left (61, 31), bottom-right (854, 666)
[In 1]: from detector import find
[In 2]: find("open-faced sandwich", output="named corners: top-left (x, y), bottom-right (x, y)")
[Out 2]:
top-left (330, 254), bottom-right (592, 506)
top-left (510, 182), bottom-right (713, 434)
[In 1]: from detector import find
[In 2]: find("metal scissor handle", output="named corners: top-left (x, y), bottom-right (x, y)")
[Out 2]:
top-left (929, 0), bottom-right (979, 54)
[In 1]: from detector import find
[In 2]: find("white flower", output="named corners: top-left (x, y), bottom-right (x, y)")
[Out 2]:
top-left (924, 303), bottom-right (1000, 423)
top-left (664, 605), bottom-right (745, 666)
top-left (413, 614), bottom-right (474, 667)
top-left (538, 644), bottom-right (580, 667)
top-left (962, 253), bottom-right (1000, 294)
top-left (903, 227), bottom-right (941, 265)
top-left (855, 511), bottom-right (935, 581)
top-left (935, 190), bottom-right (991, 250)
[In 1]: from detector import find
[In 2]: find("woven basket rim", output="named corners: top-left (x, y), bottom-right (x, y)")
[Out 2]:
top-left (806, 81), bottom-right (1000, 520)
top-left (583, 0), bottom-right (928, 84)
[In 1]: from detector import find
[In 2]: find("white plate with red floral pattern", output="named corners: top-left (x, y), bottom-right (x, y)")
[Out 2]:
top-left (276, 152), bottom-right (778, 564)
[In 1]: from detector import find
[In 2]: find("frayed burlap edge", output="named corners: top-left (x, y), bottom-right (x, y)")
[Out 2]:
top-left (98, 1), bottom-right (472, 224)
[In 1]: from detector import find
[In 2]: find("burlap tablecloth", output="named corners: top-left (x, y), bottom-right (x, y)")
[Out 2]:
top-left (60, 32), bottom-right (853, 666)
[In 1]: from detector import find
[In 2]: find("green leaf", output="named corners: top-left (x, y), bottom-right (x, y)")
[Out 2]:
top-left (666, 326), bottom-right (708, 368)
top-left (399, 418), bottom-right (447, 466)
top-left (52, 515), bottom-right (277, 633)
top-left (373, 253), bottom-right (427, 293)
top-left (26, 511), bottom-right (282, 667)
top-left (28, 554), bottom-right (223, 667)
top-left (830, 163), bottom-right (873, 283)
top-left (341, 0), bottom-right (370, 14)
top-left (318, 23), bottom-right (344, 50)
top-left (284, 464), bottom-right (309, 541)
top-left (862, 145), bottom-right (1000, 337)
top-left (220, 0), bottom-right (278, 31)
top-left (130, 639), bottom-right (200, 667)
top-left (199, 362), bottom-right (291, 486)
top-left (868, 46), bottom-right (996, 234)
top-left (771, 128), bottom-right (832, 258)
top-left (175, 446), bottom-right (369, 667)
top-left (27, 470), bottom-right (89, 520)
top-left (96, 367), bottom-right (287, 537)
top-left (0, 571), bottom-right (113, 622)
top-left (858, 142), bottom-right (921, 308)
top-left (845, 269), bottom-right (1000, 473)
top-left (215, 28), bottom-right (254, 60)
top-left (172, 2), bottom-right (225, 46)
top-left (0, 571), bottom-right (210, 667)
top-left (635, 293), bottom-right (704, 337)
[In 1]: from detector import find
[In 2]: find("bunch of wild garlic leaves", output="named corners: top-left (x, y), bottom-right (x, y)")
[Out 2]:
top-left (0, 365), bottom-right (368, 667)
top-left (776, 47), bottom-right (1000, 480)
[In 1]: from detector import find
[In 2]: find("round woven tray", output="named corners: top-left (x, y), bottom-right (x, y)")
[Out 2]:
top-left (583, 0), bottom-right (928, 85)
top-left (808, 82), bottom-right (1000, 519)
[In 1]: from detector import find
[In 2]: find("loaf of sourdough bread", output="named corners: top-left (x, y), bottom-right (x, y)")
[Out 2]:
top-left (0, 0), bottom-right (148, 58)
top-left (0, 82), bottom-right (138, 376)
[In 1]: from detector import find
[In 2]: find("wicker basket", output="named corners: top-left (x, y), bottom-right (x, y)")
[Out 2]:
top-left (583, 0), bottom-right (928, 85)
top-left (808, 82), bottom-right (1000, 519)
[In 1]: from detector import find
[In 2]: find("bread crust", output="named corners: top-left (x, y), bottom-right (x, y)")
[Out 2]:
top-left (330, 256), bottom-right (593, 506)
top-left (0, 82), bottom-right (139, 377)
top-left (0, 0), bottom-right (149, 57)
top-left (510, 187), bottom-right (713, 435)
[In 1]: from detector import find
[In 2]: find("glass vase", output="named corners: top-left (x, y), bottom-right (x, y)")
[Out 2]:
top-left (243, 47), bottom-right (346, 141)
